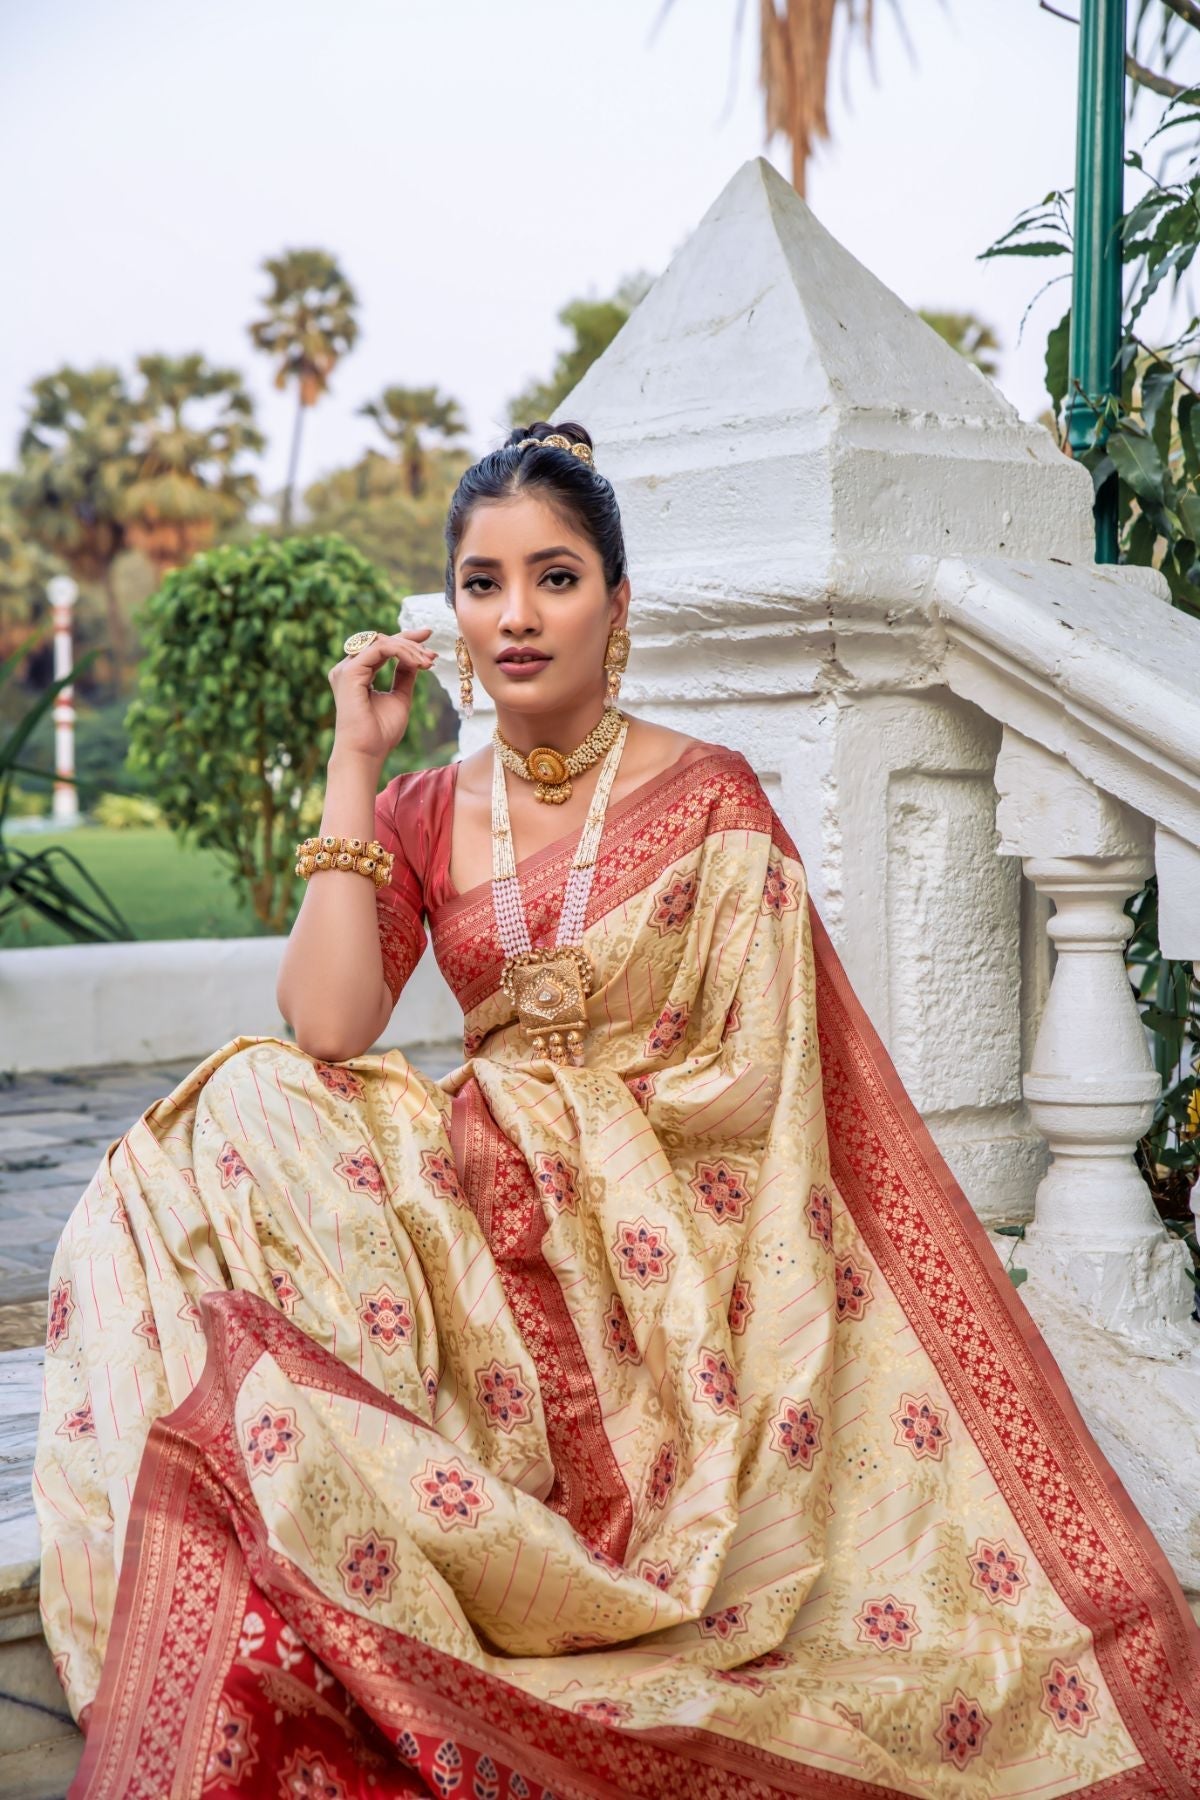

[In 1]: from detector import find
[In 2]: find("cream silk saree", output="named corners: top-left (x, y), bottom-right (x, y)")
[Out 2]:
top-left (35, 741), bottom-right (1200, 1797)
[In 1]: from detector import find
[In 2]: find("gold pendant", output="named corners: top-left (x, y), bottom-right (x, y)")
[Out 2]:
top-left (527, 746), bottom-right (570, 803)
top-left (501, 946), bottom-right (593, 1064)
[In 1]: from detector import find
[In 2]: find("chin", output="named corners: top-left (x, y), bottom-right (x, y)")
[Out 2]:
top-left (495, 685), bottom-right (565, 706)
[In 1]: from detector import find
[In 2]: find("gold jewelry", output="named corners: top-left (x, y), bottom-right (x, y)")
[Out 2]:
top-left (603, 627), bottom-right (630, 709)
top-left (294, 835), bottom-right (394, 889)
top-left (455, 635), bottom-right (474, 718)
top-left (493, 706), bottom-right (625, 805)
top-left (492, 717), bottom-right (629, 1064)
top-left (515, 433), bottom-right (595, 467)
top-left (343, 630), bottom-right (379, 656)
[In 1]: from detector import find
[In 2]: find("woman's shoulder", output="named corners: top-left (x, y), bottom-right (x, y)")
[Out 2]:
top-left (617, 723), bottom-right (782, 838)
top-left (377, 761), bottom-right (453, 811)
top-left (650, 730), bottom-right (799, 857)
top-left (656, 726), bottom-right (760, 792)
top-left (623, 718), bottom-right (749, 780)
top-left (373, 762), bottom-right (455, 872)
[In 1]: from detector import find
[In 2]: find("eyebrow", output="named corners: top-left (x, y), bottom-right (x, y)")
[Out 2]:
top-left (459, 546), bottom-right (584, 570)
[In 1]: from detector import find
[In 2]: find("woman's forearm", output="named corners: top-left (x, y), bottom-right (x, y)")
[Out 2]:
top-left (275, 747), bottom-right (395, 1060)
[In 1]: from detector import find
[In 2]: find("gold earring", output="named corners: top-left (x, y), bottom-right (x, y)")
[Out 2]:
top-left (455, 635), bottom-right (474, 718)
top-left (603, 627), bottom-right (630, 709)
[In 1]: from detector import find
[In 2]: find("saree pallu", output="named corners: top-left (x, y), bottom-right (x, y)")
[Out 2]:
top-left (34, 743), bottom-right (1200, 1798)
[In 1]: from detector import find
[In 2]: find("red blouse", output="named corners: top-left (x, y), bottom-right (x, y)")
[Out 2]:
top-left (371, 764), bottom-right (457, 1006)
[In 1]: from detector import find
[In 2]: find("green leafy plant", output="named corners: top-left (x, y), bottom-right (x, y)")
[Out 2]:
top-left (0, 632), bottom-right (134, 942)
top-left (981, 79), bottom-right (1200, 1286)
top-left (980, 87), bottom-right (1200, 614)
top-left (125, 533), bottom-right (438, 933)
top-left (1125, 877), bottom-right (1200, 1287)
top-left (993, 1224), bottom-right (1028, 1289)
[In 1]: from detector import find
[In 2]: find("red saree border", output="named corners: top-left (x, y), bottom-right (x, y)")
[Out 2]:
top-left (450, 1073), bottom-right (635, 1560)
top-left (69, 1406), bottom-right (249, 1796)
top-left (74, 1288), bottom-right (1176, 1800)
top-left (808, 897), bottom-right (1200, 1798)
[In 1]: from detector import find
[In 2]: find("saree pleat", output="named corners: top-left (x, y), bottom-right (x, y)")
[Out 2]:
top-left (34, 745), bottom-right (1200, 1798)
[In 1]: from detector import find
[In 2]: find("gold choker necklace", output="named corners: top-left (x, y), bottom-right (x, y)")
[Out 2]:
top-left (492, 708), bottom-right (626, 804)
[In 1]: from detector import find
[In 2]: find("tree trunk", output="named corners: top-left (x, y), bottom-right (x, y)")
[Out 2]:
top-left (283, 393), bottom-right (307, 530)
top-left (100, 562), bottom-right (131, 690)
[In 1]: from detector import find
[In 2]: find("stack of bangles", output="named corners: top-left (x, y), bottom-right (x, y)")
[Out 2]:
top-left (293, 835), bottom-right (395, 889)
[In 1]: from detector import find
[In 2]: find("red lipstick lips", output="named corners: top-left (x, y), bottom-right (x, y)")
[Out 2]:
top-left (496, 649), bottom-right (552, 677)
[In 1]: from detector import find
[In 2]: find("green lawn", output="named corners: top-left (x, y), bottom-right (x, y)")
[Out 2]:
top-left (0, 826), bottom-right (293, 948)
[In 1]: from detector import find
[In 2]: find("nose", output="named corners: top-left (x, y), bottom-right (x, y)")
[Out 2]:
top-left (498, 581), bottom-right (543, 635)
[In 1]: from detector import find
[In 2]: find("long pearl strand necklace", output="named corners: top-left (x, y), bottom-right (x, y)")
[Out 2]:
top-left (491, 715), bottom-right (629, 1065)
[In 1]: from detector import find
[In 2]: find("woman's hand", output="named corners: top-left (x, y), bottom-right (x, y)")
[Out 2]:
top-left (329, 627), bottom-right (438, 765)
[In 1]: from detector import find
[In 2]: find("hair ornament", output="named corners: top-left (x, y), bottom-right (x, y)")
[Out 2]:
top-left (515, 432), bottom-right (595, 467)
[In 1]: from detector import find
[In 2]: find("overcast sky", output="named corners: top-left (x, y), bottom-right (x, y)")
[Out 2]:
top-left (4, 0), bottom-right (1197, 505)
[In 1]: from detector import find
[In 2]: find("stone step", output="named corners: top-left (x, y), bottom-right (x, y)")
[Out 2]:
top-left (0, 1344), bottom-right (82, 1797)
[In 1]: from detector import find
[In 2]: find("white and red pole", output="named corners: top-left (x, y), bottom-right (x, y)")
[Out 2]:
top-left (47, 573), bottom-right (79, 826)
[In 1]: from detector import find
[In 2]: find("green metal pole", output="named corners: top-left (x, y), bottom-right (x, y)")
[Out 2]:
top-left (1066, 0), bottom-right (1127, 563)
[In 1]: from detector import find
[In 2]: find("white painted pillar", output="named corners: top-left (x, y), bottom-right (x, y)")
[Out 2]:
top-left (994, 728), bottom-right (1194, 1337)
top-left (47, 574), bottom-right (79, 827)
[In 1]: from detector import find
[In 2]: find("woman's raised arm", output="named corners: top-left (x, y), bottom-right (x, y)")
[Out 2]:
top-left (275, 626), bottom-right (437, 1061)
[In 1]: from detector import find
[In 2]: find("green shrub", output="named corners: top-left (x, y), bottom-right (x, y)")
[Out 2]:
top-left (125, 533), bottom-right (438, 932)
top-left (91, 792), bottom-right (163, 829)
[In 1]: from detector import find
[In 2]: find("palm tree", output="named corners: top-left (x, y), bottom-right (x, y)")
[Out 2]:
top-left (653, 0), bottom-right (902, 197)
top-left (357, 386), bottom-right (469, 498)
top-left (660, 1), bottom-right (1200, 200)
top-left (0, 475), bottom-right (62, 669)
top-left (248, 249), bottom-right (360, 529)
top-left (120, 353), bottom-right (264, 573)
top-left (12, 365), bottom-right (138, 673)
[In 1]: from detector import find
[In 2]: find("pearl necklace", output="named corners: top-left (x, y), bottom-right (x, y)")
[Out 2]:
top-left (491, 715), bottom-right (629, 1065)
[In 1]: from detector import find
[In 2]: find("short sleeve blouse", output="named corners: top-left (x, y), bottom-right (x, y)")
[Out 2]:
top-left (371, 766), bottom-right (455, 1004)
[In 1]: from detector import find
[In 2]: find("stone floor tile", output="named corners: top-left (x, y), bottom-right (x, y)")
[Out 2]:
top-left (0, 1129), bottom-right (62, 1156)
top-left (0, 1186), bottom-right (88, 1214)
top-left (0, 1299), bottom-right (46, 1352)
top-left (0, 1271), bottom-right (49, 1308)
top-left (0, 1112), bottom-right (103, 1136)
top-left (23, 1156), bottom-right (106, 1181)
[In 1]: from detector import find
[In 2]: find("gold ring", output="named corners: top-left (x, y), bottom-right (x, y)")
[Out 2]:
top-left (343, 629), bottom-right (379, 656)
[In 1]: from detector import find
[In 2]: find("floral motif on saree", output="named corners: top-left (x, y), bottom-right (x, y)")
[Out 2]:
top-left (33, 743), bottom-right (1200, 1797)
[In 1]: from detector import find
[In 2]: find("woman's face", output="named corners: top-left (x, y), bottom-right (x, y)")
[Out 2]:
top-left (452, 491), bottom-right (628, 717)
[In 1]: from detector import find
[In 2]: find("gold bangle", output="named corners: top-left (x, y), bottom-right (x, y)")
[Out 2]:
top-left (293, 835), bottom-right (394, 889)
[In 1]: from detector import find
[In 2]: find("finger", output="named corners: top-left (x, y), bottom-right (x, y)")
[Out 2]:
top-left (341, 632), bottom-right (435, 675)
top-left (386, 657), bottom-right (414, 696)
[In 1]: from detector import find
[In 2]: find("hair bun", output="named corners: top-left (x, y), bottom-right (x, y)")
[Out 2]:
top-left (504, 420), bottom-right (594, 455)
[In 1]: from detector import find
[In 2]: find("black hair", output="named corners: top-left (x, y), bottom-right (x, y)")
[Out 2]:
top-left (443, 420), bottom-right (628, 607)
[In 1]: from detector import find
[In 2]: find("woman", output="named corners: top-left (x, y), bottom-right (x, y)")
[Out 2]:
top-left (36, 422), bottom-right (1200, 1798)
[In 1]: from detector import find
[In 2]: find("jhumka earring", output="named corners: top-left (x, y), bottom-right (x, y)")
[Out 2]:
top-left (603, 627), bottom-right (630, 709)
top-left (455, 636), bottom-right (474, 718)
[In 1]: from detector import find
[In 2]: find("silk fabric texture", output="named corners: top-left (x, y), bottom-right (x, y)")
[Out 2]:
top-left (35, 743), bottom-right (1200, 1797)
